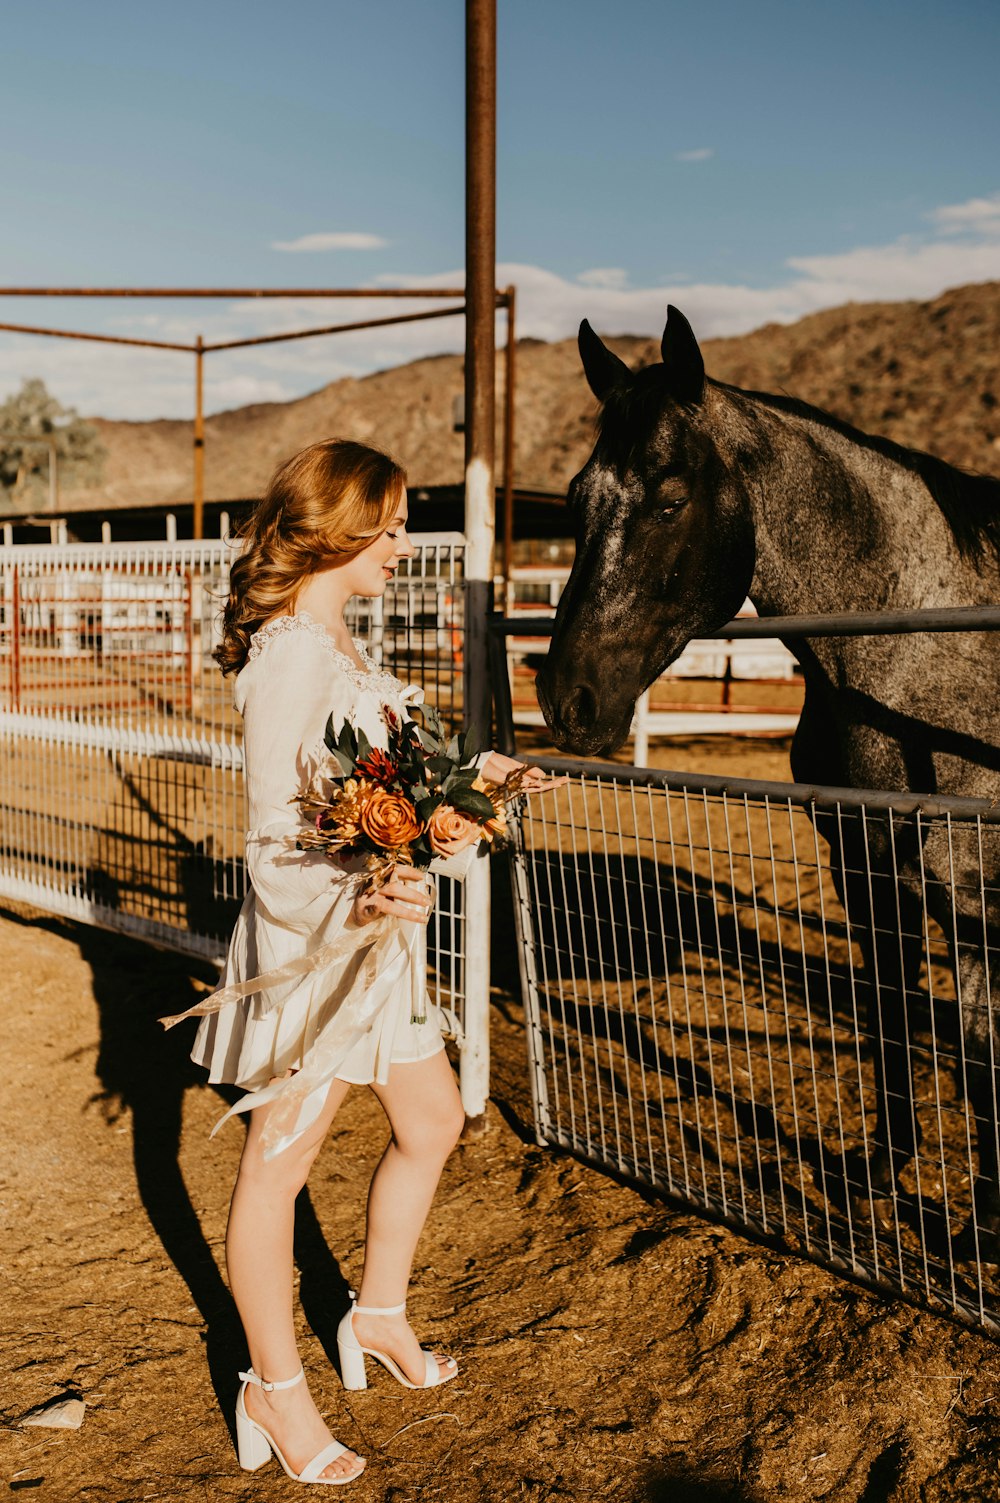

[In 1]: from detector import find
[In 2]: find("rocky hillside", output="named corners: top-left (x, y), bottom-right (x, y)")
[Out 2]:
top-left (71, 280), bottom-right (1000, 509)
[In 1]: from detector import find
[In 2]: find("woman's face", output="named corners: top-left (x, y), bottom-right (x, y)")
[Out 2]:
top-left (339, 492), bottom-right (415, 598)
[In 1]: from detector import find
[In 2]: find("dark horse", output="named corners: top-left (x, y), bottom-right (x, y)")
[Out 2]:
top-left (536, 306), bottom-right (1000, 1240)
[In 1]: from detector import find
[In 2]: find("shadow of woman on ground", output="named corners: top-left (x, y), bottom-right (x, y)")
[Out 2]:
top-left (49, 870), bottom-right (355, 1429)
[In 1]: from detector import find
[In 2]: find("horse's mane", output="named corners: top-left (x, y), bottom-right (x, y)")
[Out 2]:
top-left (598, 366), bottom-right (1000, 566)
top-left (726, 384), bottom-right (1000, 568)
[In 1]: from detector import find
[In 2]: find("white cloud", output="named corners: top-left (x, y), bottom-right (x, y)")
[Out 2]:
top-left (783, 235), bottom-right (1000, 305)
top-left (577, 268), bottom-right (629, 289)
top-left (927, 192), bottom-right (1000, 238)
top-left (674, 147), bottom-right (714, 162)
top-left (2, 189), bottom-right (998, 419)
top-left (203, 374), bottom-right (296, 410)
top-left (271, 232), bottom-right (388, 252)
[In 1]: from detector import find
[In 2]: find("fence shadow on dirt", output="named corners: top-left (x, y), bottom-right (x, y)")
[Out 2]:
top-left (512, 835), bottom-right (997, 1324)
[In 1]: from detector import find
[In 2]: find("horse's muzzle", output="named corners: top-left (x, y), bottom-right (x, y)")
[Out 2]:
top-left (536, 665), bottom-right (631, 757)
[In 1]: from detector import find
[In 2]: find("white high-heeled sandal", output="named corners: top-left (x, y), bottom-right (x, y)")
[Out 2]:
top-left (234, 1365), bottom-right (365, 1486)
top-left (336, 1291), bottom-right (458, 1391)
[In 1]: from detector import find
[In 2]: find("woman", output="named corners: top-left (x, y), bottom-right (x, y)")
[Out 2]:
top-left (166, 439), bottom-right (550, 1486)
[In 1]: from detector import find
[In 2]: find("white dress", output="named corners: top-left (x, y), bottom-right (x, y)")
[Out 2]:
top-left (180, 611), bottom-right (450, 1157)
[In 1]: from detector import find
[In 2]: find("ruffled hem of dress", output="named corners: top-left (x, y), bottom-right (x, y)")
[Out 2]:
top-left (207, 924), bottom-right (412, 1157)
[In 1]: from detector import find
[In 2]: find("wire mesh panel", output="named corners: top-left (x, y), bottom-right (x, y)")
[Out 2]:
top-left (0, 540), bottom-right (242, 957)
top-left (360, 535), bottom-right (466, 732)
top-left (511, 765), bottom-right (1000, 1335)
top-left (350, 534), bottom-right (469, 1025)
top-left (0, 537), bottom-right (469, 1022)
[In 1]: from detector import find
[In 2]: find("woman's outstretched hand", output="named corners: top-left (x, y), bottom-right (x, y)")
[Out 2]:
top-left (478, 751), bottom-right (568, 795)
top-left (352, 865), bottom-right (435, 928)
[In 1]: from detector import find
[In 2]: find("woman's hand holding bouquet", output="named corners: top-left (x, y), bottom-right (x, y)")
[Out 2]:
top-left (292, 702), bottom-right (558, 929)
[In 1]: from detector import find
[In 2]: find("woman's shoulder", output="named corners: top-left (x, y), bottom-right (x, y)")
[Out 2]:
top-left (238, 612), bottom-right (412, 705)
top-left (234, 614), bottom-right (359, 712)
top-left (243, 611), bottom-right (335, 665)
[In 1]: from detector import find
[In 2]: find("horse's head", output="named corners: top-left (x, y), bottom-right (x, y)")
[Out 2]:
top-left (536, 306), bottom-right (757, 756)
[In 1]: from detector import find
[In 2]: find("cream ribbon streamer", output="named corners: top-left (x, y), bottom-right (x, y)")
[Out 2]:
top-left (159, 914), bottom-right (390, 1030)
top-left (213, 927), bottom-right (412, 1157)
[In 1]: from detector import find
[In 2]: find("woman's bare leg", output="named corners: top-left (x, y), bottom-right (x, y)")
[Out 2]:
top-left (226, 1076), bottom-right (364, 1482)
top-left (350, 1050), bottom-right (465, 1383)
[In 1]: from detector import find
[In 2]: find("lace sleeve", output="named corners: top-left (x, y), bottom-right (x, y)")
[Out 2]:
top-left (240, 626), bottom-right (359, 938)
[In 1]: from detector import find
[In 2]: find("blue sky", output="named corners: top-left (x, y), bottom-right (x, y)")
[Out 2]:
top-left (2, 0), bottom-right (998, 417)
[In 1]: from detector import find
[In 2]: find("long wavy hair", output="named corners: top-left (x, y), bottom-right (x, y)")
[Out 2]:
top-left (215, 438), bottom-right (406, 676)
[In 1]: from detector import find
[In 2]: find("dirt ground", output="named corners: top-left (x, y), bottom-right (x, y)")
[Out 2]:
top-left (2, 862), bottom-right (999, 1502)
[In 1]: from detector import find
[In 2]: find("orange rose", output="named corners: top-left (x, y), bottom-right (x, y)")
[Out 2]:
top-left (359, 788), bottom-right (423, 850)
top-left (427, 803), bottom-right (482, 858)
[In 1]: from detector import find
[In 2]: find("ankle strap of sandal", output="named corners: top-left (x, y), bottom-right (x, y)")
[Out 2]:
top-left (239, 1364), bottom-right (305, 1393)
top-left (349, 1287), bottom-right (406, 1317)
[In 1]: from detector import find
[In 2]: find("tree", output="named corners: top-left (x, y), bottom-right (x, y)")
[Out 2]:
top-left (0, 378), bottom-right (105, 510)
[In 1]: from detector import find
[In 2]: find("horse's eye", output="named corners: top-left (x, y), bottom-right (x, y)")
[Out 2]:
top-left (659, 497), bottom-right (687, 519)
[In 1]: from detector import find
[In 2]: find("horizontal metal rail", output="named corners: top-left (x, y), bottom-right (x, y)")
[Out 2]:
top-left (513, 754), bottom-right (1000, 823)
top-left (493, 605), bottom-right (1000, 641)
top-left (0, 712), bottom-right (245, 770)
top-left (0, 286), bottom-right (483, 300)
top-left (0, 304), bottom-right (471, 356)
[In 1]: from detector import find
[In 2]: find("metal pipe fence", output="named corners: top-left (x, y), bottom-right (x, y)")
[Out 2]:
top-left (495, 612), bottom-right (1000, 1336)
top-left (0, 536), bottom-right (484, 1096)
top-left (502, 578), bottom-right (802, 752)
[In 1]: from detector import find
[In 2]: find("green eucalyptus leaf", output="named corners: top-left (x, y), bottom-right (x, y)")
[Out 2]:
top-left (415, 794), bottom-right (443, 823)
top-left (448, 787), bottom-right (495, 819)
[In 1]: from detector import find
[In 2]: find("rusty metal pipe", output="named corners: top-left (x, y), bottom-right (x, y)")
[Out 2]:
top-left (463, 0), bottom-right (497, 729)
top-left (0, 286), bottom-right (472, 299)
top-left (0, 320), bottom-right (196, 352)
top-left (193, 338), bottom-right (205, 541)
top-left (203, 302), bottom-right (467, 353)
top-left (501, 284), bottom-right (516, 592)
top-left (461, 0), bottom-right (497, 1131)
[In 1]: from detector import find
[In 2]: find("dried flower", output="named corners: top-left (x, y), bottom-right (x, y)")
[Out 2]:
top-left (355, 747), bottom-right (398, 786)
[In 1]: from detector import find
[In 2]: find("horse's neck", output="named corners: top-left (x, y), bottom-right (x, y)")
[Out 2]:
top-left (741, 399), bottom-right (976, 618)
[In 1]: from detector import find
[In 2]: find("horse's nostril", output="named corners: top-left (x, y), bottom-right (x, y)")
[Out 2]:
top-left (566, 682), bottom-right (598, 733)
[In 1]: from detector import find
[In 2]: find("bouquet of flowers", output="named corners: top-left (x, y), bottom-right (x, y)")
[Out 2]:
top-left (291, 702), bottom-right (526, 892)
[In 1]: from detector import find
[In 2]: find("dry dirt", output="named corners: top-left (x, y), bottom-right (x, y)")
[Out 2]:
top-left (3, 736), bottom-right (1000, 1503)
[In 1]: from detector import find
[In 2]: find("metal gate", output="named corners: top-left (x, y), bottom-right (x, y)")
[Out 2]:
top-left (0, 535), bottom-right (476, 1039)
top-left (493, 617), bottom-right (1000, 1337)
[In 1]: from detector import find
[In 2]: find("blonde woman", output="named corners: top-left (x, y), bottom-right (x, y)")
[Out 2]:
top-left (166, 440), bottom-right (551, 1485)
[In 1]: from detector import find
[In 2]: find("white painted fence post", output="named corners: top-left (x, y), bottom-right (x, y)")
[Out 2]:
top-left (460, 856), bottom-right (491, 1122)
top-left (632, 688), bottom-right (651, 767)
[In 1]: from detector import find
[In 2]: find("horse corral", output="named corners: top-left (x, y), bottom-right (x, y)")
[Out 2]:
top-left (3, 522), bottom-right (1000, 1495)
top-left (4, 529), bottom-right (1000, 1342)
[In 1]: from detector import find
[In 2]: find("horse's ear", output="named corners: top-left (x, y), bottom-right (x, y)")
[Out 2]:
top-left (660, 305), bottom-right (705, 405)
top-left (578, 319), bottom-right (630, 401)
